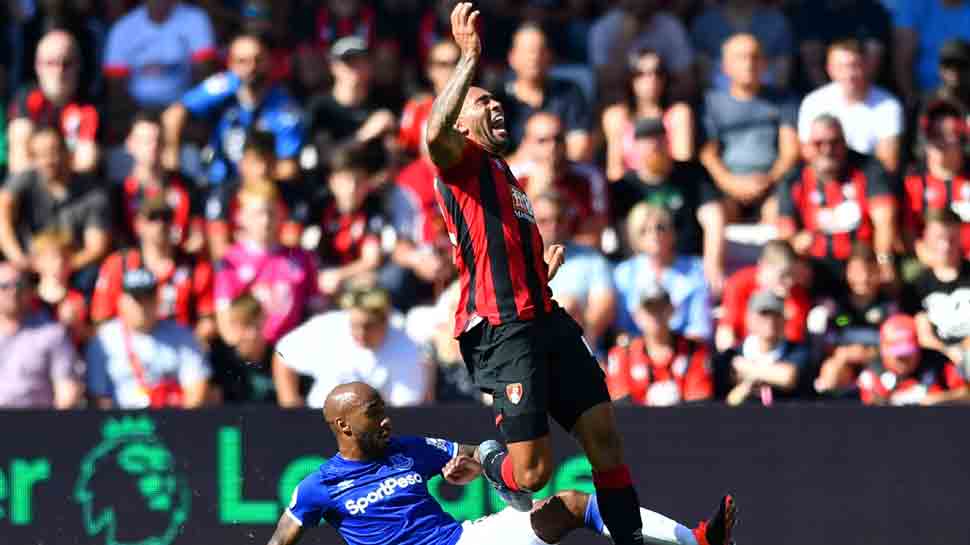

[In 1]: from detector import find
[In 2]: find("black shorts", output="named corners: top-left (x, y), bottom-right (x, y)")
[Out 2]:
top-left (458, 306), bottom-right (610, 443)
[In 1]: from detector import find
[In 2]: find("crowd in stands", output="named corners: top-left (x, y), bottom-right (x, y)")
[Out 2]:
top-left (3, 0), bottom-right (970, 410)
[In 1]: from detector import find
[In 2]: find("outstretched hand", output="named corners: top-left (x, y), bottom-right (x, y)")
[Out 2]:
top-left (451, 2), bottom-right (482, 59)
top-left (546, 244), bottom-right (565, 280)
top-left (442, 454), bottom-right (482, 485)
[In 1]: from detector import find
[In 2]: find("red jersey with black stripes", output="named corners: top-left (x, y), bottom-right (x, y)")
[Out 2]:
top-left (434, 141), bottom-right (553, 337)
top-left (902, 169), bottom-right (970, 257)
top-left (777, 153), bottom-right (895, 262)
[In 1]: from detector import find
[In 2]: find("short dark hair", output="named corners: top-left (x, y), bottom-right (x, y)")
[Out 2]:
top-left (925, 207), bottom-right (962, 228)
top-left (848, 241), bottom-right (877, 264)
top-left (243, 130), bottom-right (277, 159)
top-left (228, 293), bottom-right (264, 324)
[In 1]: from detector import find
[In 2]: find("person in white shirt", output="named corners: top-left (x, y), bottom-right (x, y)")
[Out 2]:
top-left (797, 39), bottom-right (903, 173)
top-left (273, 286), bottom-right (432, 408)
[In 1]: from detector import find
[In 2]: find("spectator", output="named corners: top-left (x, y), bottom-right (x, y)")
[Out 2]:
top-left (103, 0), bottom-right (217, 131)
top-left (398, 39), bottom-right (460, 156)
top-left (162, 33), bottom-right (304, 186)
top-left (813, 242), bottom-right (900, 395)
top-left (213, 180), bottom-right (321, 346)
top-left (797, 40), bottom-right (903, 173)
top-left (905, 208), bottom-right (970, 368)
top-left (29, 228), bottom-right (90, 345)
top-left (305, 37), bottom-right (397, 167)
top-left (302, 0), bottom-right (377, 54)
top-left (588, 0), bottom-right (695, 101)
top-left (273, 285), bottom-right (432, 408)
top-left (601, 47), bottom-right (695, 180)
top-left (7, 30), bottom-right (99, 175)
top-left (613, 203), bottom-right (712, 340)
top-left (208, 293), bottom-right (276, 404)
top-left (85, 268), bottom-right (210, 409)
top-left (699, 33), bottom-right (799, 223)
top-left (716, 240), bottom-right (811, 353)
top-left (791, 0), bottom-right (892, 93)
top-left (690, 0), bottom-right (794, 91)
top-left (919, 39), bottom-right (970, 119)
top-left (605, 281), bottom-right (713, 406)
top-left (509, 111), bottom-right (607, 246)
top-left (115, 111), bottom-right (202, 251)
top-left (496, 23), bottom-right (592, 161)
top-left (610, 118), bottom-right (725, 292)
top-left (314, 147), bottom-right (388, 298)
top-left (0, 128), bottom-right (111, 288)
top-left (777, 114), bottom-right (897, 289)
top-left (857, 314), bottom-right (968, 405)
top-left (0, 260), bottom-right (84, 409)
top-left (205, 131), bottom-right (320, 260)
top-left (892, 0), bottom-right (970, 105)
top-left (533, 190), bottom-right (615, 349)
top-left (90, 196), bottom-right (215, 342)
top-left (902, 100), bottom-right (970, 256)
top-left (718, 291), bottom-right (812, 406)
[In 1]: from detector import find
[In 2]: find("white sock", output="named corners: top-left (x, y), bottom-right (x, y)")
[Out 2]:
top-left (599, 507), bottom-right (698, 545)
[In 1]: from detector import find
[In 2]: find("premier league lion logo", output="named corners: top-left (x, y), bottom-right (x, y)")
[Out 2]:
top-left (74, 416), bottom-right (191, 545)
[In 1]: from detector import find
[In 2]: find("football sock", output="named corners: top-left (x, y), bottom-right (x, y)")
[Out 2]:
top-left (481, 448), bottom-right (522, 491)
top-left (592, 465), bottom-right (644, 545)
top-left (585, 493), bottom-right (698, 545)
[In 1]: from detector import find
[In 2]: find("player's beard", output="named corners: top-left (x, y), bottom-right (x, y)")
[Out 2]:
top-left (357, 429), bottom-right (389, 458)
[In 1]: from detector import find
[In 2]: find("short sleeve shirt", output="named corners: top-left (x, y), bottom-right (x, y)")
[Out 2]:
top-left (891, 0), bottom-right (970, 91)
top-left (904, 261), bottom-right (970, 345)
top-left (548, 241), bottom-right (614, 303)
top-left (3, 171), bottom-right (112, 249)
top-left (0, 313), bottom-right (82, 408)
top-left (613, 255), bottom-right (711, 339)
top-left (702, 88), bottom-right (798, 175)
top-left (496, 77), bottom-right (591, 150)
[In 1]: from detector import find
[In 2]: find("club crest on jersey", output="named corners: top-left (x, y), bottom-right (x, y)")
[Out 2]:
top-left (506, 383), bottom-right (523, 405)
top-left (389, 454), bottom-right (414, 470)
top-left (509, 186), bottom-right (536, 223)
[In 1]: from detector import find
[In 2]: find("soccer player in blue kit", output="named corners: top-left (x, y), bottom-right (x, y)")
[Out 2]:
top-left (264, 383), bottom-right (736, 545)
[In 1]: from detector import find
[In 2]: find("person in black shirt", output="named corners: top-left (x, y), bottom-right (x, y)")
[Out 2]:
top-left (209, 293), bottom-right (276, 403)
top-left (610, 117), bottom-right (726, 291)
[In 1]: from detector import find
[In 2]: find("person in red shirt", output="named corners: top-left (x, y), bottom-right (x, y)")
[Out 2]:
top-left (398, 39), bottom-right (461, 156)
top-left (91, 196), bottom-right (216, 343)
top-left (115, 111), bottom-right (203, 252)
top-left (606, 282), bottom-right (713, 406)
top-left (29, 228), bottom-right (90, 346)
top-left (901, 99), bottom-right (970, 258)
top-left (715, 240), bottom-right (810, 353)
top-left (7, 30), bottom-right (99, 175)
top-left (858, 314), bottom-right (968, 405)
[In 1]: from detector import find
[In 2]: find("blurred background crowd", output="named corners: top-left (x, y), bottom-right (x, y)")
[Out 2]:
top-left (3, 0), bottom-right (970, 410)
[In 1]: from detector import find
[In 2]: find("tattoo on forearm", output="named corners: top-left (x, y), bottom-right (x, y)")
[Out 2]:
top-left (427, 55), bottom-right (479, 140)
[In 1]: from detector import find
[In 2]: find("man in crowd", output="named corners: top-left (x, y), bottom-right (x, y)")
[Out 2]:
top-left (776, 114), bottom-right (897, 289)
top-left (209, 293), bottom-right (275, 404)
top-left (534, 190), bottom-right (615, 350)
top-left (797, 40), bottom-right (902, 173)
top-left (273, 285), bottom-right (431, 408)
top-left (0, 128), bottom-right (111, 291)
top-left (103, 0), bottom-right (217, 113)
top-left (7, 30), bottom-right (99, 174)
top-left (29, 228), bottom-right (90, 345)
top-left (699, 33), bottom-right (799, 223)
top-left (85, 268), bottom-right (210, 409)
top-left (0, 260), bottom-right (84, 409)
top-left (163, 33), bottom-right (304, 186)
top-left (718, 291), bottom-right (811, 406)
top-left (716, 240), bottom-right (810, 353)
top-left (398, 39), bottom-right (460, 156)
top-left (606, 282), bottom-right (713, 406)
top-left (510, 111), bottom-right (607, 246)
top-left (611, 117), bottom-right (725, 292)
top-left (91, 196), bottom-right (215, 343)
top-left (893, 0), bottom-right (970, 106)
top-left (902, 100), bottom-right (970, 257)
top-left (905, 208), bottom-right (970, 371)
top-left (497, 24), bottom-right (592, 160)
top-left (857, 314), bottom-right (967, 405)
top-left (919, 39), bottom-right (970, 119)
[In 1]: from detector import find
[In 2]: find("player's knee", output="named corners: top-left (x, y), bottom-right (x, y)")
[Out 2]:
top-left (516, 460), bottom-right (553, 491)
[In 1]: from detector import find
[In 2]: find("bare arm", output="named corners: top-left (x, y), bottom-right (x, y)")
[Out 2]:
top-left (267, 513), bottom-right (304, 545)
top-left (666, 102), bottom-right (695, 162)
top-left (72, 141), bottom-right (100, 173)
top-left (874, 136), bottom-right (901, 174)
top-left (699, 141), bottom-right (748, 200)
top-left (272, 352), bottom-right (305, 408)
top-left (0, 190), bottom-right (28, 268)
top-left (53, 379), bottom-right (84, 409)
top-left (425, 3), bottom-right (481, 170)
top-left (565, 131), bottom-right (592, 163)
top-left (601, 104), bottom-right (630, 181)
top-left (7, 118), bottom-right (33, 174)
top-left (181, 380), bottom-right (208, 408)
top-left (893, 27), bottom-right (918, 105)
top-left (698, 201), bottom-right (726, 293)
top-left (769, 126), bottom-right (800, 183)
top-left (70, 227), bottom-right (111, 272)
top-left (161, 103), bottom-right (189, 170)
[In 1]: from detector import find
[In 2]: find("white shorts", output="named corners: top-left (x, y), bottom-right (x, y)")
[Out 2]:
top-left (456, 507), bottom-right (553, 545)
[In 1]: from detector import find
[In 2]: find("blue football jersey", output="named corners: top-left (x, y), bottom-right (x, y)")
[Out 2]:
top-left (287, 436), bottom-right (464, 545)
top-left (182, 71), bottom-right (305, 185)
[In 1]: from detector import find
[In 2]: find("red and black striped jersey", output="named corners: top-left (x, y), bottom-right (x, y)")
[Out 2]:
top-left (777, 154), bottom-right (895, 261)
top-left (902, 169), bottom-right (970, 257)
top-left (434, 141), bottom-right (554, 337)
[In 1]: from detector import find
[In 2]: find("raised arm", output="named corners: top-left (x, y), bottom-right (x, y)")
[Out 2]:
top-left (425, 3), bottom-right (481, 170)
top-left (266, 513), bottom-right (304, 545)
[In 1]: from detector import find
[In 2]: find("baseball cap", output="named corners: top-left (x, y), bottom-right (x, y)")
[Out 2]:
top-left (331, 36), bottom-right (368, 61)
top-left (639, 280), bottom-right (670, 307)
top-left (122, 268), bottom-right (158, 296)
top-left (633, 117), bottom-right (666, 139)
top-left (880, 314), bottom-right (919, 358)
top-left (939, 39), bottom-right (970, 66)
top-left (748, 290), bottom-right (785, 315)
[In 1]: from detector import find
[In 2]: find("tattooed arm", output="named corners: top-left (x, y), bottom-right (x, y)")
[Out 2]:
top-left (425, 2), bottom-right (481, 170)
top-left (266, 513), bottom-right (304, 545)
